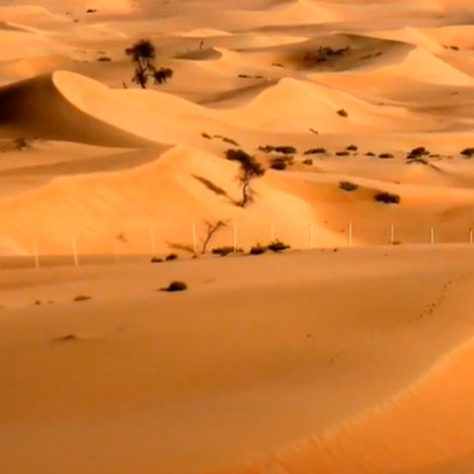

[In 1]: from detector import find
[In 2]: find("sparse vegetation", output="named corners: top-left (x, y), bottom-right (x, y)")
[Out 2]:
top-left (378, 153), bottom-right (394, 159)
top-left (339, 181), bottom-right (358, 192)
top-left (461, 147), bottom-right (474, 158)
top-left (346, 145), bottom-right (358, 151)
top-left (337, 109), bottom-right (348, 117)
top-left (165, 253), bottom-right (178, 261)
top-left (162, 281), bottom-right (187, 292)
top-left (374, 191), bottom-right (400, 204)
top-left (303, 147), bottom-right (326, 155)
top-left (151, 256), bottom-right (163, 263)
top-left (303, 46), bottom-right (350, 64)
top-left (73, 295), bottom-right (91, 302)
top-left (336, 151), bottom-right (350, 156)
top-left (226, 149), bottom-right (265, 207)
top-left (201, 220), bottom-right (229, 254)
top-left (302, 158), bottom-right (313, 165)
top-left (249, 244), bottom-right (267, 255)
top-left (212, 246), bottom-right (242, 256)
top-left (267, 240), bottom-right (290, 252)
top-left (274, 146), bottom-right (297, 155)
top-left (125, 39), bottom-right (173, 88)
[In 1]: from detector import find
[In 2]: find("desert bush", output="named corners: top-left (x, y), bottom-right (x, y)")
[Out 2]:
top-left (74, 295), bottom-right (91, 302)
top-left (212, 246), bottom-right (242, 256)
top-left (337, 109), bottom-right (348, 117)
top-left (162, 281), bottom-right (187, 292)
top-left (97, 56), bottom-right (111, 62)
top-left (346, 144), bottom-right (358, 151)
top-left (249, 244), bottom-right (267, 255)
top-left (374, 192), bottom-right (400, 204)
top-left (270, 158), bottom-right (287, 170)
top-left (201, 132), bottom-right (212, 139)
top-left (274, 146), bottom-right (297, 155)
top-left (378, 153), bottom-right (394, 159)
top-left (258, 145), bottom-right (275, 153)
top-left (366, 152), bottom-right (375, 156)
top-left (303, 147), bottom-right (326, 155)
top-left (339, 181), bottom-right (358, 192)
top-left (267, 240), bottom-right (290, 252)
top-left (336, 151), bottom-right (350, 156)
top-left (165, 253), bottom-right (178, 261)
top-left (461, 147), bottom-right (474, 158)
top-left (222, 137), bottom-right (239, 146)
top-left (302, 158), bottom-right (313, 165)
top-left (151, 257), bottom-right (163, 263)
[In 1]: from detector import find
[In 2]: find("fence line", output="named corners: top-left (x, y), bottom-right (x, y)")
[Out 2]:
top-left (17, 221), bottom-right (474, 270)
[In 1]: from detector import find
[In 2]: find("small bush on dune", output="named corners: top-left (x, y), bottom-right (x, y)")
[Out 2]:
top-left (302, 158), bottom-right (313, 165)
top-left (379, 153), bottom-right (394, 159)
top-left (270, 158), bottom-right (288, 170)
top-left (274, 146), bottom-right (297, 155)
top-left (374, 192), bottom-right (400, 204)
top-left (212, 246), bottom-right (243, 256)
top-left (74, 295), bottom-right (91, 302)
top-left (336, 151), bottom-right (350, 156)
top-left (161, 281), bottom-right (187, 292)
top-left (346, 144), bottom-right (358, 151)
top-left (461, 147), bottom-right (474, 158)
top-left (151, 256), bottom-right (163, 263)
top-left (166, 253), bottom-right (178, 261)
top-left (339, 181), bottom-right (358, 192)
top-left (304, 147), bottom-right (326, 155)
top-left (249, 244), bottom-right (267, 255)
top-left (337, 109), bottom-right (348, 117)
top-left (267, 240), bottom-right (290, 252)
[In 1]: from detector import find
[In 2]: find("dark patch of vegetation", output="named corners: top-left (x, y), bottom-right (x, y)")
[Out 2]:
top-left (366, 152), bottom-right (375, 156)
top-left (249, 244), bottom-right (267, 255)
top-left (201, 132), bottom-right (212, 139)
top-left (222, 137), bottom-right (239, 146)
top-left (337, 109), bottom-right (348, 117)
top-left (303, 46), bottom-right (350, 64)
top-left (212, 246), bottom-right (243, 256)
top-left (374, 192), bottom-right (400, 204)
top-left (125, 39), bottom-right (174, 88)
top-left (274, 146), bottom-right (297, 155)
top-left (461, 147), bottom-right (474, 158)
top-left (226, 149), bottom-right (265, 207)
top-left (74, 295), bottom-right (91, 302)
top-left (97, 56), bottom-right (111, 62)
top-left (378, 153), bottom-right (394, 159)
top-left (302, 158), bottom-right (313, 165)
top-left (270, 158), bottom-right (288, 170)
top-left (346, 145), bottom-right (358, 151)
top-left (267, 240), bottom-right (290, 252)
top-left (339, 181), bottom-right (358, 192)
top-left (165, 253), bottom-right (178, 261)
top-left (304, 147), bottom-right (326, 155)
top-left (151, 257), bottom-right (163, 263)
top-left (336, 151), bottom-right (350, 156)
top-left (161, 281), bottom-right (188, 292)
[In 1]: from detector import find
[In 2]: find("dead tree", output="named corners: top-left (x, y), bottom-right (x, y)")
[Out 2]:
top-left (201, 219), bottom-right (229, 254)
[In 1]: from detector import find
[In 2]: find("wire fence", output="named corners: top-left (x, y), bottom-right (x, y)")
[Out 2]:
top-left (9, 219), bottom-right (474, 270)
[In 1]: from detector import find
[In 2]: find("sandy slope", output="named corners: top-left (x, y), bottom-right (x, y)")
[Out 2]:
top-left (0, 1), bottom-right (473, 473)
top-left (0, 246), bottom-right (473, 474)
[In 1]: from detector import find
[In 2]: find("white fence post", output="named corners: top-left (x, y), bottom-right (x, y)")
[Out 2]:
top-left (192, 222), bottom-right (198, 254)
top-left (233, 223), bottom-right (238, 251)
top-left (470, 228), bottom-right (473, 244)
top-left (430, 227), bottom-right (435, 245)
top-left (348, 222), bottom-right (353, 247)
top-left (72, 237), bottom-right (79, 267)
top-left (390, 224), bottom-right (395, 245)
top-left (33, 243), bottom-right (39, 270)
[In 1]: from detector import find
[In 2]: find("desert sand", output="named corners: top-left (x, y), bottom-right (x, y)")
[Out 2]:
top-left (0, 1), bottom-right (473, 473)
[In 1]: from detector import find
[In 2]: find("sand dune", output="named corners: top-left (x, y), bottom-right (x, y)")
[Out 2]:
top-left (0, 1), bottom-right (473, 474)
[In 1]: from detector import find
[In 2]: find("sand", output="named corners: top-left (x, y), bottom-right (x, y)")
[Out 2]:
top-left (0, 1), bottom-right (473, 473)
